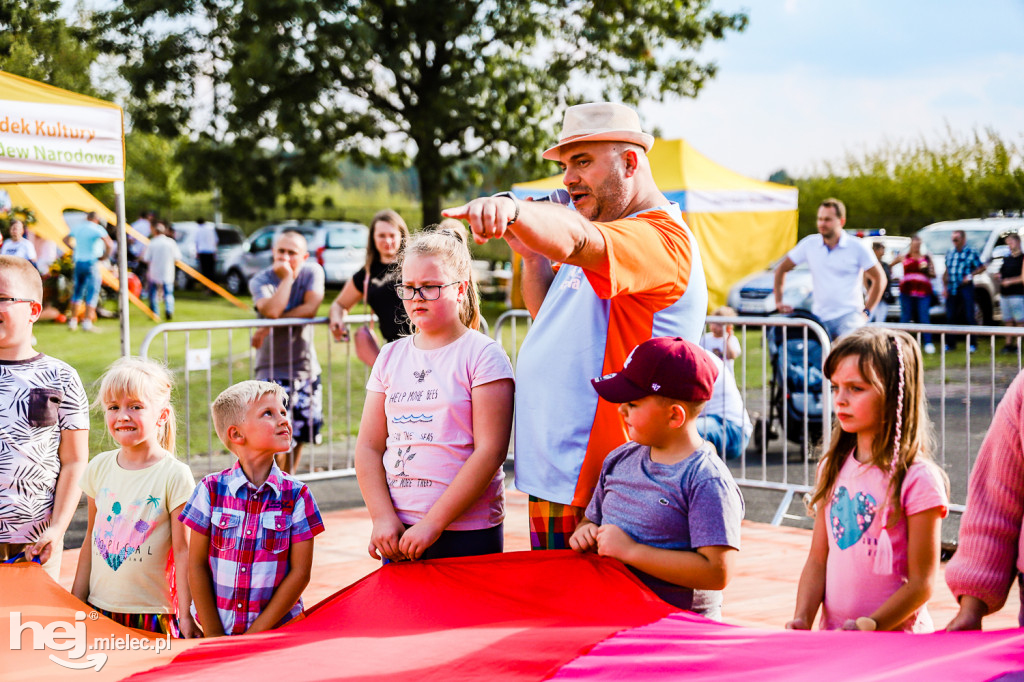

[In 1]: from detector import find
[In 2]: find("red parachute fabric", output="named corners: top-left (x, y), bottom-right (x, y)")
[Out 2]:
top-left (129, 550), bottom-right (677, 681)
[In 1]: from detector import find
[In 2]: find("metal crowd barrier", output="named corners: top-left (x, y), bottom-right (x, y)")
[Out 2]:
top-left (140, 315), bottom-right (373, 480)
top-left (704, 317), bottom-right (1024, 524)
top-left (141, 310), bottom-right (1024, 528)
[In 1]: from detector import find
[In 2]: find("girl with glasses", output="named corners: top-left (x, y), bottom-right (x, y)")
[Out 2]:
top-left (354, 227), bottom-right (514, 562)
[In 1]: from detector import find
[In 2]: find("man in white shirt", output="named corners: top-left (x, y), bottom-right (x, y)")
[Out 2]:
top-left (773, 198), bottom-right (885, 340)
top-left (142, 223), bottom-right (183, 320)
top-left (194, 217), bottom-right (219, 283)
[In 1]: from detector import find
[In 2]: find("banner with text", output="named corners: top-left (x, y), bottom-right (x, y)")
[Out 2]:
top-left (0, 99), bottom-right (124, 183)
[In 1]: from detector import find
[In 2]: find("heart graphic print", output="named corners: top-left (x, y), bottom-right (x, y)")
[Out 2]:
top-left (829, 486), bottom-right (878, 550)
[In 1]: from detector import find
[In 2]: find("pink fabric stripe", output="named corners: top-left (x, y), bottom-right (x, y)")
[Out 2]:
top-left (551, 611), bottom-right (1024, 681)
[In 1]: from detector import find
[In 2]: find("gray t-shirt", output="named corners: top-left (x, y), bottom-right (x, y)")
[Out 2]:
top-left (249, 262), bottom-right (325, 381)
top-left (586, 440), bottom-right (744, 618)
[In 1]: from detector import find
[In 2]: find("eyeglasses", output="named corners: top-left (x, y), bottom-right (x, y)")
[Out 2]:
top-left (0, 297), bottom-right (37, 309)
top-left (395, 282), bottom-right (460, 300)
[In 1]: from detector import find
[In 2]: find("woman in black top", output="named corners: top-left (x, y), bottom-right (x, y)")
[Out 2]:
top-left (329, 209), bottom-right (411, 344)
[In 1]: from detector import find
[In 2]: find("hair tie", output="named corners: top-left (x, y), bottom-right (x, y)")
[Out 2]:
top-left (873, 335), bottom-right (905, 576)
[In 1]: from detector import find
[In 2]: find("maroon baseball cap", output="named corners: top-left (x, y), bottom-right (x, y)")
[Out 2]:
top-left (591, 336), bottom-right (719, 403)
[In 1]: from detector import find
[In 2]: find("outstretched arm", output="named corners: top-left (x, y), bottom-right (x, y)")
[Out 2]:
top-left (443, 197), bottom-right (608, 273)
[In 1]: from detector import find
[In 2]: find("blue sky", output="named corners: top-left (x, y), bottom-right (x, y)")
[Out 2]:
top-left (643, 0), bottom-right (1024, 179)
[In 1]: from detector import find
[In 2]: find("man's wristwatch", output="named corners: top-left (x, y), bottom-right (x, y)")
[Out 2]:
top-left (492, 191), bottom-right (521, 227)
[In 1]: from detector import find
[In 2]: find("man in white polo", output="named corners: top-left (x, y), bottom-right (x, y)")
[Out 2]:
top-left (444, 102), bottom-right (708, 550)
top-left (774, 198), bottom-right (885, 340)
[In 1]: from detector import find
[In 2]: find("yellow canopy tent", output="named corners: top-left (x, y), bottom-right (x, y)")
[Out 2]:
top-left (1, 182), bottom-right (160, 321)
top-left (0, 70), bottom-right (139, 352)
top-left (513, 138), bottom-right (798, 309)
top-left (3, 181), bottom-right (248, 311)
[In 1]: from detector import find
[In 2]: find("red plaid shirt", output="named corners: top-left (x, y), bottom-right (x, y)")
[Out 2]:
top-left (180, 461), bottom-right (324, 635)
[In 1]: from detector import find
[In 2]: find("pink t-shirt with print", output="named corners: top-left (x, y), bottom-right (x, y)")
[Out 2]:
top-left (821, 455), bottom-right (948, 632)
top-left (367, 330), bottom-right (514, 531)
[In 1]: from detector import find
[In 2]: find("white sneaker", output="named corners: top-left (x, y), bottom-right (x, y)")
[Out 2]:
top-left (81, 321), bottom-right (99, 333)
top-left (67, 318), bottom-right (78, 331)
top-left (924, 342), bottom-right (936, 354)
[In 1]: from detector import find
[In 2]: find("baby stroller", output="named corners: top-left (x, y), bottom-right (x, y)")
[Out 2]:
top-left (758, 310), bottom-right (827, 449)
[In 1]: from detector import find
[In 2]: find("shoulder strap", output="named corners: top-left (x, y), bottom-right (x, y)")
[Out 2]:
top-left (363, 269), bottom-right (374, 331)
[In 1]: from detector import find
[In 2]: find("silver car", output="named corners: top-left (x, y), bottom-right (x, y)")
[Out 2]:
top-left (221, 220), bottom-right (368, 295)
top-left (171, 221), bottom-right (245, 289)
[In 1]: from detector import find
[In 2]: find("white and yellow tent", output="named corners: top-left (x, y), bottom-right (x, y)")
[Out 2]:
top-left (0, 70), bottom-right (142, 348)
top-left (513, 138), bottom-right (798, 309)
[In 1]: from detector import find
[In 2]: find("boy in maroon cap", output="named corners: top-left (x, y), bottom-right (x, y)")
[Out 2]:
top-left (569, 336), bottom-right (744, 619)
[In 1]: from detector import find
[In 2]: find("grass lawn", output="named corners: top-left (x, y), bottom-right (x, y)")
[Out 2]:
top-left (34, 288), bottom-right (1017, 472)
top-left (32, 289), bottom-right (519, 471)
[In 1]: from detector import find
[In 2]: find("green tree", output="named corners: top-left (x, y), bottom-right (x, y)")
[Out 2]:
top-left (0, 1), bottom-right (102, 96)
top-left (794, 128), bottom-right (1024, 238)
top-left (98, 0), bottom-right (747, 224)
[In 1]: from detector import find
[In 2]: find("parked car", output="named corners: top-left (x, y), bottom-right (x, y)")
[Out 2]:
top-left (913, 217), bottom-right (1024, 325)
top-left (727, 233), bottom-right (909, 318)
top-left (313, 222), bottom-right (369, 287)
top-left (220, 220), bottom-right (368, 295)
top-left (171, 221), bottom-right (245, 289)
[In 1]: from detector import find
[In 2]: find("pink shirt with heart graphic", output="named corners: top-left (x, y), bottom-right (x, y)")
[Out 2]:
top-left (821, 455), bottom-right (948, 632)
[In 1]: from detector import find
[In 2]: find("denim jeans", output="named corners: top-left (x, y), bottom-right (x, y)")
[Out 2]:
top-left (899, 293), bottom-right (932, 344)
top-left (696, 414), bottom-right (750, 460)
top-left (147, 280), bottom-right (175, 317)
top-left (822, 310), bottom-right (868, 341)
top-left (71, 261), bottom-right (101, 306)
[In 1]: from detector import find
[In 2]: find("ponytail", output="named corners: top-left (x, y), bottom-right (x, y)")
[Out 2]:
top-left (400, 223), bottom-right (482, 332)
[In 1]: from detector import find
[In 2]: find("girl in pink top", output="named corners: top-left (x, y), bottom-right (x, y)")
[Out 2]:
top-left (787, 327), bottom-right (948, 632)
top-left (355, 227), bottom-right (514, 562)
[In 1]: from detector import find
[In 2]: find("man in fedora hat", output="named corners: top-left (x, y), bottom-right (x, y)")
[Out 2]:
top-left (444, 102), bottom-right (708, 550)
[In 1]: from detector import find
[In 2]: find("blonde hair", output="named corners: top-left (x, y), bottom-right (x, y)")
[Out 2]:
top-left (0, 255), bottom-right (43, 301)
top-left (399, 226), bottom-right (481, 331)
top-left (810, 327), bottom-right (947, 524)
top-left (211, 380), bottom-right (288, 446)
top-left (96, 357), bottom-right (177, 453)
top-left (712, 305), bottom-right (737, 317)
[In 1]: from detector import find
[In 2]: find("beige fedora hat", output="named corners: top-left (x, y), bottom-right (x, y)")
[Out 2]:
top-left (542, 102), bottom-right (655, 161)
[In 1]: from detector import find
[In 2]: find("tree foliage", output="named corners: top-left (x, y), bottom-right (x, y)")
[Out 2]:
top-left (0, 1), bottom-right (102, 97)
top-left (793, 128), bottom-right (1024, 237)
top-left (97, 0), bottom-right (747, 223)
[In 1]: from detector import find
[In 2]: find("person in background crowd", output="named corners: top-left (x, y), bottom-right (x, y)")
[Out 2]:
top-left (892, 236), bottom-right (936, 354)
top-left (329, 209), bottom-right (411, 346)
top-left (943, 229), bottom-right (986, 352)
top-left (194, 217), bottom-right (219, 286)
top-left (774, 199), bottom-right (885, 341)
top-left (1, 219), bottom-right (37, 266)
top-left (63, 212), bottom-right (115, 332)
top-left (868, 242), bottom-right (894, 323)
top-left (701, 305), bottom-right (742, 374)
top-left (996, 232), bottom-right (1024, 354)
top-left (143, 223), bottom-right (183, 321)
top-left (249, 231), bottom-right (325, 475)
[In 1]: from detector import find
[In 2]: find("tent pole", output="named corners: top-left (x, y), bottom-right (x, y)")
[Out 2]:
top-left (113, 181), bottom-right (130, 356)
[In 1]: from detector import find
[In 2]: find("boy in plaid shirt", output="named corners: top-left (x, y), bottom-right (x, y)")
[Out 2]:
top-left (181, 381), bottom-right (324, 636)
